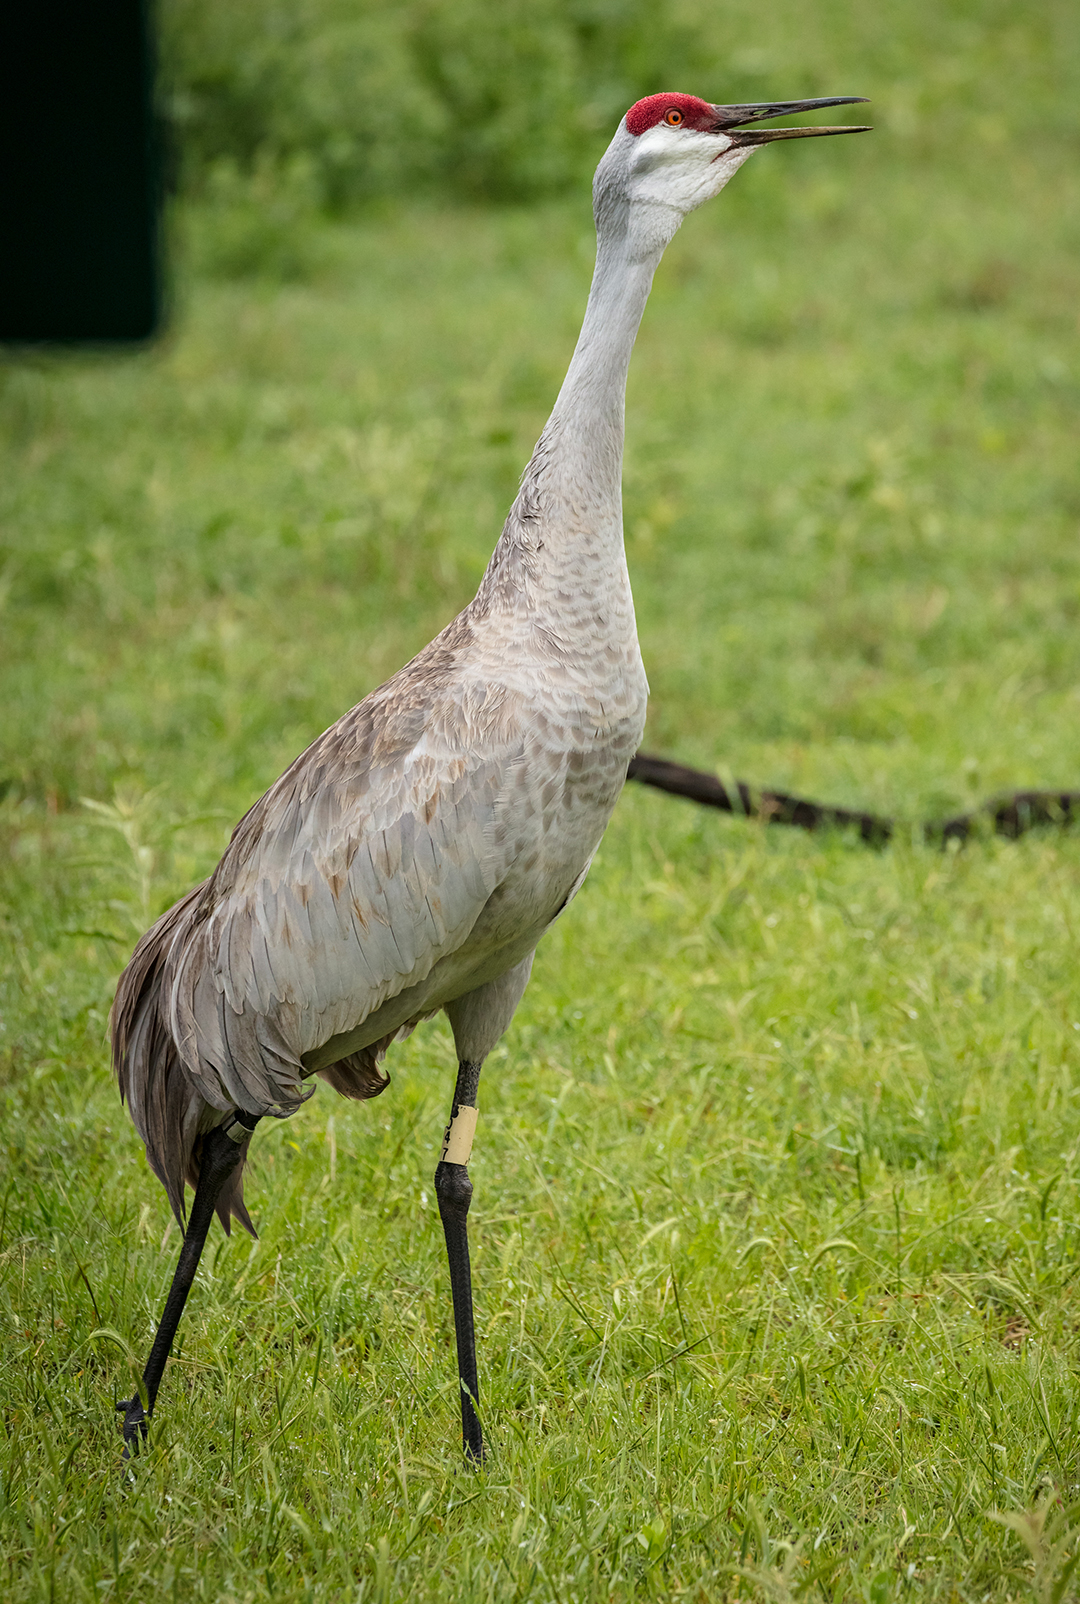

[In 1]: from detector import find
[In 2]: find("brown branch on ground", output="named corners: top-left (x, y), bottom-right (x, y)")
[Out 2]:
top-left (626, 753), bottom-right (1080, 848)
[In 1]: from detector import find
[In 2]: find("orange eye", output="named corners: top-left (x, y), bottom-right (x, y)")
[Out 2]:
top-left (664, 108), bottom-right (683, 126)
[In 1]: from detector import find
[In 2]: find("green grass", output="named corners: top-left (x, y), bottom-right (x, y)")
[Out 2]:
top-left (4, 4), bottom-right (1080, 1597)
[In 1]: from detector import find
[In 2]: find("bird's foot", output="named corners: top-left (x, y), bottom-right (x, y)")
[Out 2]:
top-left (116, 1395), bottom-right (149, 1457)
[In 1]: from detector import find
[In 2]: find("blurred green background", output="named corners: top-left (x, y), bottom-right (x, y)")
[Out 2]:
top-left (3, 2), bottom-right (1080, 1600)
top-left (3, 0), bottom-right (1078, 821)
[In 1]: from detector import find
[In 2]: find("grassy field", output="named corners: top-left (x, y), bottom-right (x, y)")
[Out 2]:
top-left (4, 4), bottom-right (1080, 1599)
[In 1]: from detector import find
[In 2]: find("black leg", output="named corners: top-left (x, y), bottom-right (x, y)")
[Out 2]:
top-left (435, 1059), bottom-right (483, 1464)
top-left (117, 1113), bottom-right (258, 1455)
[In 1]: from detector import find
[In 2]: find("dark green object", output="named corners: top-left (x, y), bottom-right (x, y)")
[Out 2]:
top-left (0, 0), bottom-right (161, 342)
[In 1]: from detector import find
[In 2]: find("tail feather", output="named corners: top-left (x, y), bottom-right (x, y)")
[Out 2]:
top-left (110, 883), bottom-right (256, 1237)
top-left (316, 1048), bottom-right (391, 1101)
top-left (188, 1125), bottom-right (257, 1238)
top-left (315, 1012), bottom-right (434, 1101)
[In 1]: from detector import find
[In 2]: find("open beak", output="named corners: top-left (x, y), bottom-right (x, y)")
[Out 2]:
top-left (712, 96), bottom-right (871, 146)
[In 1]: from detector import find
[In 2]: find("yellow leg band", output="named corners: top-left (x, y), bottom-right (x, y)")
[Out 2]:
top-left (441, 1104), bottom-right (478, 1165)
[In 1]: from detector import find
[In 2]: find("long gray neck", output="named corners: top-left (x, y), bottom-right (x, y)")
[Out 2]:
top-left (543, 213), bottom-right (668, 499)
top-left (475, 198), bottom-right (680, 610)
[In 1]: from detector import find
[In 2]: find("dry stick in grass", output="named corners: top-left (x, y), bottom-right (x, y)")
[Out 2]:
top-left (626, 752), bottom-right (1080, 847)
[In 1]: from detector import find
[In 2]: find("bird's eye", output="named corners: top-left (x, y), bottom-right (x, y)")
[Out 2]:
top-left (664, 108), bottom-right (683, 126)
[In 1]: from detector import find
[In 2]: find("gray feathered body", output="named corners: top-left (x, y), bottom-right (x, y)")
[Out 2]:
top-left (111, 413), bottom-right (648, 1231)
top-left (111, 134), bottom-right (669, 1234)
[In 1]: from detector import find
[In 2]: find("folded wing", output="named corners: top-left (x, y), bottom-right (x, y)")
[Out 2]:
top-left (164, 673), bottom-right (523, 1115)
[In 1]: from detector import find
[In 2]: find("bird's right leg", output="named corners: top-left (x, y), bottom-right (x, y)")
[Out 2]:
top-left (435, 1059), bottom-right (484, 1464)
top-left (117, 1112), bottom-right (259, 1455)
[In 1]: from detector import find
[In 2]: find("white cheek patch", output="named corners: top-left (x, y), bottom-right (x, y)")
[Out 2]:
top-left (441, 1104), bottom-right (479, 1165)
top-left (629, 125), bottom-right (750, 215)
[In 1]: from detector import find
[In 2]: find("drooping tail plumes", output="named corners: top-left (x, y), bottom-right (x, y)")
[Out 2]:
top-left (110, 883), bottom-right (256, 1237)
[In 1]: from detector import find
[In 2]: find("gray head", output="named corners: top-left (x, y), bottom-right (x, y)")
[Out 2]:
top-left (594, 92), bottom-right (870, 258)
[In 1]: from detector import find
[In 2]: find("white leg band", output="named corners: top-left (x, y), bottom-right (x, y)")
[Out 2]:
top-left (441, 1104), bottom-right (478, 1165)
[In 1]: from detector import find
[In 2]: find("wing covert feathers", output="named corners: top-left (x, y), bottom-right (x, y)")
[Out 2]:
top-left (109, 585), bottom-right (645, 1233)
top-left (108, 642), bottom-right (523, 1231)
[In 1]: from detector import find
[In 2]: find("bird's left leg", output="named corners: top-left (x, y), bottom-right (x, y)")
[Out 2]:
top-left (117, 1111), bottom-right (259, 1455)
top-left (435, 1058), bottom-right (484, 1464)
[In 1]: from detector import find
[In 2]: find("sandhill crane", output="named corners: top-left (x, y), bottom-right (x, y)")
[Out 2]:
top-left (111, 92), bottom-right (869, 1463)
